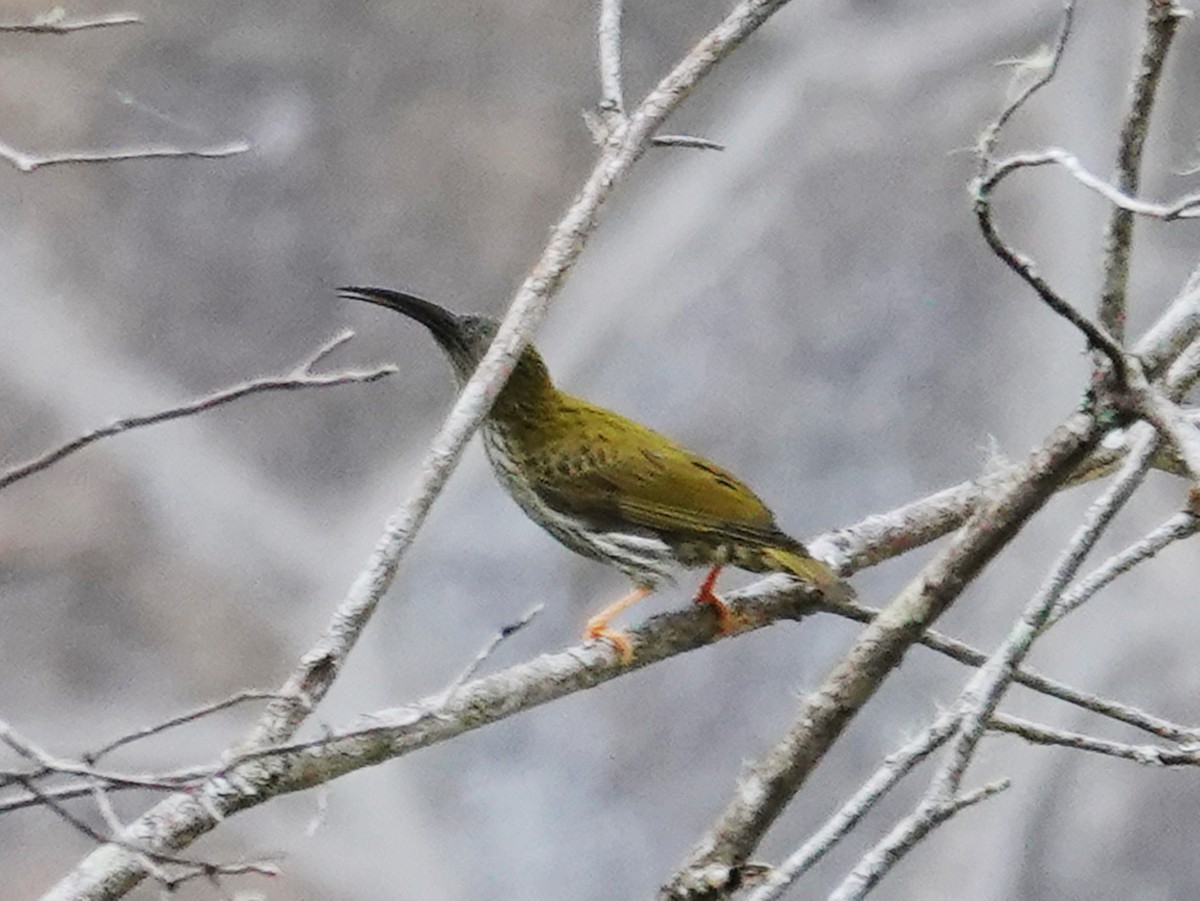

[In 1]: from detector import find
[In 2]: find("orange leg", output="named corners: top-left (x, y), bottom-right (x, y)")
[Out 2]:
top-left (585, 585), bottom-right (653, 664)
top-left (693, 565), bottom-right (734, 633)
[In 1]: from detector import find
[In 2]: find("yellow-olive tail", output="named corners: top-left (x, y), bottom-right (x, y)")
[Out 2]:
top-left (762, 547), bottom-right (855, 604)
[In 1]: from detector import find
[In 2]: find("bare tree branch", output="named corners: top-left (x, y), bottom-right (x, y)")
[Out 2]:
top-left (947, 444), bottom-right (1154, 788)
top-left (0, 330), bottom-right (395, 491)
top-left (651, 134), bottom-right (726, 151)
top-left (827, 597), bottom-right (1200, 743)
top-left (1134, 383), bottom-right (1200, 480)
top-left (830, 429), bottom-right (1157, 900)
top-left (44, 1), bottom-right (811, 896)
top-left (440, 604), bottom-right (545, 701)
top-left (598, 0), bottom-right (625, 115)
top-left (1098, 0), bottom-right (1187, 339)
top-left (661, 4), bottom-right (1200, 891)
top-left (659, 413), bottom-right (1102, 899)
top-left (0, 12), bottom-right (142, 34)
top-left (1165, 338), bottom-right (1200, 400)
top-left (30, 2), bottom-right (1200, 897)
top-left (1048, 504), bottom-right (1198, 628)
top-left (972, 166), bottom-right (1127, 381)
top-left (971, 1), bottom-right (1128, 382)
top-left (745, 714), bottom-right (959, 901)
top-left (9, 773), bottom-right (278, 892)
top-left (976, 1), bottom-right (1074, 162)
top-left (827, 779), bottom-right (1011, 901)
top-left (87, 692), bottom-right (283, 763)
top-left (989, 714), bottom-right (1200, 767)
top-left (0, 138), bottom-right (250, 173)
top-left (1134, 262), bottom-right (1200, 378)
top-left (986, 148), bottom-right (1200, 221)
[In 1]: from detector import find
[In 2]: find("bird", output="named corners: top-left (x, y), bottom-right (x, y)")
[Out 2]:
top-left (340, 286), bottom-right (852, 661)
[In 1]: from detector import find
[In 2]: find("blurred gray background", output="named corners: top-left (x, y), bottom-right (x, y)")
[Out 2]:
top-left (2, 0), bottom-right (1199, 897)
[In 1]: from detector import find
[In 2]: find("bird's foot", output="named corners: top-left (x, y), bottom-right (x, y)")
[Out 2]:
top-left (585, 620), bottom-right (634, 664)
top-left (694, 589), bottom-right (736, 634)
top-left (583, 585), bottom-right (652, 665)
top-left (693, 565), bottom-right (737, 634)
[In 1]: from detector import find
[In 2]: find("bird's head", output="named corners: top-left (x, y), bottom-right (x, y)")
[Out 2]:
top-left (339, 286), bottom-right (500, 386)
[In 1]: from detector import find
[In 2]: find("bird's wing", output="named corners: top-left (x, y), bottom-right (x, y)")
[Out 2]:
top-left (527, 398), bottom-right (786, 544)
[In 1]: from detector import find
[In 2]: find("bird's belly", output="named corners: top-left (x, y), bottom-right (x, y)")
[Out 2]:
top-left (483, 430), bottom-right (678, 586)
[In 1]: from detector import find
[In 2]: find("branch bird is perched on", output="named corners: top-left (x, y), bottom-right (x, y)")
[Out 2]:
top-left (341, 287), bottom-right (852, 661)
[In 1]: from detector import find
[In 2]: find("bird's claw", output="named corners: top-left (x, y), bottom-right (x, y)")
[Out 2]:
top-left (585, 621), bottom-right (634, 664)
top-left (693, 587), bottom-right (736, 634)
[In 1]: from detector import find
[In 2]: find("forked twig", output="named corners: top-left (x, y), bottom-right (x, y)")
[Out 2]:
top-left (0, 331), bottom-right (395, 491)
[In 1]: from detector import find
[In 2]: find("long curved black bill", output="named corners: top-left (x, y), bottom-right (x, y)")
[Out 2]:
top-left (338, 286), bottom-right (463, 345)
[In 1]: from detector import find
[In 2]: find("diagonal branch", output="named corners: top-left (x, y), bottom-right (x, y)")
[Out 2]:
top-left (933, 440), bottom-right (1157, 798)
top-left (1098, 0), bottom-right (1187, 340)
top-left (744, 713), bottom-right (960, 901)
top-left (1047, 504), bottom-right (1199, 628)
top-left (1135, 262), bottom-right (1200, 378)
top-left (0, 330), bottom-right (395, 491)
top-left (830, 426), bottom-right (1156, 900)
top-left (828, 779), bottom-right (1011, 901)
top-left (659, 413), bottom-right (1101, 899)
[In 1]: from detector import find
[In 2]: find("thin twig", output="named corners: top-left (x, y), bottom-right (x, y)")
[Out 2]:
top-left (0, 333), bottom-right (395, 491)
top-left (88, 691), bottom-right (283, 763)
top-left (441, 604), bottom-right (545, 701)
top-left (0, 12), bottom-right (142, 33)
top-left (0, 718), bottom-right (204, 794)
top-left (1048, 509), bottom-right (1199, 626)
top-left (828, 780), bottom-right (1011, 901)
top-left (830, 777), bottom-right (1017, 897)
top-left (1135, 265), bottom-right (1200, 379)
top-left (10, 774), bottom-right (277, 889)
top-left (0, 138), bottom-right (250, 173)
top-left (0, 764), bottom-right (217, 814)
top-left (986, 148), bottom-right (1200, 221)
top-left (0, 765), bottom-right (198, 795)
top-left (937, 434), bottom-right (1157, 793)
top-left (989, 714), bottom-right (1200, 766)
top-left (825, 597), bottom-right (1200, 743)
top-left (88, 782), bottom-right (125, 836)
top-left (11, 777), bottom-right (143, 862)
top-left (598, 0), bottom-right (625, 115)
top-left (1098, 0), bottom-right (1187, 340)
top-left (971, 1), bottom-right (1127, 382)
top-left (651, 134), bottom-right (726, 151)
top-left (745, 714), bottom-right (959, 901)
top-left (300, 328), bottom-right (357, 370)
top-left (976, 0), bottom-right (1074, 165)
